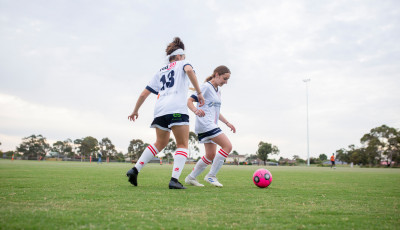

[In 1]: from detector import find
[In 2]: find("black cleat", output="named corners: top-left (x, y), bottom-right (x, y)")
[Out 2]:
top-left (126, 167), bottom-right (138, 186)
top-left (169, 178), bottom-right (187, 189)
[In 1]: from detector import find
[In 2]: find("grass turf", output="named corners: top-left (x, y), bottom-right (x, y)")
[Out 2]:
top-left (0, 160), bottom-right (399, 229)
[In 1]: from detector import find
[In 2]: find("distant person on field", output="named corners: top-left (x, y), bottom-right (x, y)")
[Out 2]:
top-left (97, 152), bottom-right (102, 164)
top-left (330, 153), bottom-right (336, 169)
top-left (184, 65), bottom-right (236, 188)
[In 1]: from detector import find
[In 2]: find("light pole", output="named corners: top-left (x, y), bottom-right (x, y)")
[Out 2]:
top-left (303, 79), bottom-right (311, 166)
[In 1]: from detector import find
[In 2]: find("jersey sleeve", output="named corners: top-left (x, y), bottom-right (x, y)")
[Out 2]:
top-left (146, 72), bottom-right (160, 95)
top-left (190, 83), bottom-right (208, 102)
top-left (182, 60), bottom-right (194, 72)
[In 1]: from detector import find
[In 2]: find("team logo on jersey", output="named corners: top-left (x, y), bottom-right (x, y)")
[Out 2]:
top-left (160, 62), bottom-right (176, 72)
top-left (207, 102), bottom-right (221, 107)
top-left (167, 62), bottom-right (176, 70)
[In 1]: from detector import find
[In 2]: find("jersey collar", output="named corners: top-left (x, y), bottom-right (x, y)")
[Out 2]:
top-left (207, 81), bottom-right (218, 92)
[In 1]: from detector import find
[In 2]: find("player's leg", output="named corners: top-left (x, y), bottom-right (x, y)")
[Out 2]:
top-left (205, 133), bottom-right (232, 187)
top-left (127, 128), bottom-right (170, 186)
top-left (169, 125), bottom-right (189, 189)
top-left (185, 143), bottom-right (215, 186)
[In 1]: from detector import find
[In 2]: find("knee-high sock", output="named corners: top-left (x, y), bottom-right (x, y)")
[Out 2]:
top-left (189, 156), bottom-right (212, 179)
top-left (208, 149), bottom-right (229, 177)
top-left (134, 145), bottom-right (159, 172)
top-left (171, 148), bottom-right (188, 180)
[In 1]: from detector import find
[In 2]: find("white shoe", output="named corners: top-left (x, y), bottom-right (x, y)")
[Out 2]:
top-left (185, 176), bottom-right (204, 187)
top-left (204, 175), bottom-right (223, 187)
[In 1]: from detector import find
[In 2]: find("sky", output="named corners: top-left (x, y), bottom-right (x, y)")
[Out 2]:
top-left (1, 0), bottom-right (399, 160)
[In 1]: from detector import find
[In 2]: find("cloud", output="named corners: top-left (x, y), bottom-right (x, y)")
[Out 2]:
top-left (1, 0), bottom-right (399, 160)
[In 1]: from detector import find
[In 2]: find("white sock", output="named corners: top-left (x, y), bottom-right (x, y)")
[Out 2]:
top-left (208, 149), bottom-right (229, 177)
top-left (189, 156), bottom-right (212, 179)
top-left (135, 145), bottom-right (159, 172)
top-left (171, 148), bottom-right (188, 180)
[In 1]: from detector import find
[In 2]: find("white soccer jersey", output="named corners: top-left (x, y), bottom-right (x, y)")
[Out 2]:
top-left (191, 82), bottom-right (222, 134)
top-left (146, 60), bottom-right (193, 118)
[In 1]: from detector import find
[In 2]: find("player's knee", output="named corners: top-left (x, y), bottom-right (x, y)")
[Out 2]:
top-left (224, 143), bottom-right (232, 154)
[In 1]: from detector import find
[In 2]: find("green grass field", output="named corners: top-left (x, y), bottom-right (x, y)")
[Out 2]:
top-left (0, 160), bottom-right (399, 229)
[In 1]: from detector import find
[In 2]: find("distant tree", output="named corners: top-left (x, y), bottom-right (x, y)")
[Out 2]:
top-left (16, 134), bottom-right (50, 159)
top-left (4, 151), bottom-right (17, 157)
top-left (115, 151), bottom-right (125, 162)
top-left (319, 154), bottom-right (328, 161)
top-left (335, 148), bottom-right (349, 163)
top-left (80, 136), bottom-right (99, 158)
top-left (292, 155), bottom-right (306, 164)
top-left (188, 131), bottom-right (199, 158)
top-left (51, 139), bottom-right (73, 158)
top-left (127, 139), bottom-right (147, 161)
top-left (257, 141), bottom-right (279, 165)
top-left (164, 138), bottom-right (177, 161)
top-left (309, 157), bottom-right (321, 164)
top-left (361, 125), bottom-right (400, 166)
top-left (346, 144), bottom-right (367, 165)
top-left (231, 150), bottom-right (239, 155)
top-left (99, 138), bottom-right (116, 159)
top-left (74, 138), bottom-right (83, 157)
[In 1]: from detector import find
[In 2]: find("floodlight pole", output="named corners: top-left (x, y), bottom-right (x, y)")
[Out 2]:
top-left (303, 79), bottom-right (311, 166)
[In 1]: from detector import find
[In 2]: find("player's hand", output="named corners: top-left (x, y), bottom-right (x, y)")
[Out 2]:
top-left (226, 122), bottom-right (236, 133)
top-left (197, 94), bottom-right (205, 107)
top-left (128, 112), bottom-right (139, 122)
top-left (195, 109), bottom-right (205, 117)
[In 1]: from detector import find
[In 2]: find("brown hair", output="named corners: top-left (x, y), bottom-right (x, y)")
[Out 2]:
top-left (205, 65), bottom-right (231, 82)
top-left (165, 37), bottom-right (185, 62)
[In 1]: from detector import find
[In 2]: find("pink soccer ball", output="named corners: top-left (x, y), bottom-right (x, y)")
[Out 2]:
top-left (253, 168), bottom-right (273, 188)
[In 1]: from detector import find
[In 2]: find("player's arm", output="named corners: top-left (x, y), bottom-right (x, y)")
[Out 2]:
top-left (128, 88), bottom-right (151, 122)
top-left (219, 113), bottom-right (236, 133)
top-left (187, 97), bottom-right (205, 117)
top-left (184, 65), bottom-right (205, 107)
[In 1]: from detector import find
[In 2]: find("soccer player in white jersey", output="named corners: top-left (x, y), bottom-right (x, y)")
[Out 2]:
top-left (185, 65), bottom-right (236, 187)
top-left (126, 37), bottom-right (205, 189)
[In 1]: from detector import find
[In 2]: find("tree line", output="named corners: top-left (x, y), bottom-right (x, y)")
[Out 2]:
top-left (3, 124), bottom-right (396, 167)
top-left (334, 125), bottom-right (400, 167)
top-left (0, 132), bottom-right (201, 162)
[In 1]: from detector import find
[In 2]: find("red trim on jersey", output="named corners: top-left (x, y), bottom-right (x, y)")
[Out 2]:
top-left (148, 145), bottom-right (157, 156)
top-left (175, 151), bottom-right (188, 158)
top-left (202, 156), bottom-right (211, 165)
top-left (219, 149), bottom-right (229, 157)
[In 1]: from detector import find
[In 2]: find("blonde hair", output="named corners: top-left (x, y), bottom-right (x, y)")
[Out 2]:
top-left (205, 65), bottom-right (231, 82)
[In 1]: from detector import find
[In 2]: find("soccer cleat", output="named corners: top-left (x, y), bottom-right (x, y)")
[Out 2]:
top-left (204, 175), bottom-right (223, 187)
top-left (126, 167), bottom-right (138, 186)
top-left (169, 179), bottom-right (187, 189)
top-left (185, 176), bottom-right (205, 187)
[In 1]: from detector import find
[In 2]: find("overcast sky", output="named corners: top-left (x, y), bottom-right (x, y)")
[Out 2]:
top-left (1, 0), bottom-right (399, 160)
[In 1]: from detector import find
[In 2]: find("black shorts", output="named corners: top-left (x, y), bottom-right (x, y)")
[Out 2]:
top-left (198, 128), bottom-right (223, 144)
top-left (150, 113), bottom-right (189, 131)
top-left (331, 161), bottom-right (335, 165)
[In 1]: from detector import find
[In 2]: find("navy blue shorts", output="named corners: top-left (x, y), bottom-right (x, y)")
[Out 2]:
top-left (198, 128), bottom-right (223, 143)
top-left (150, 113), bottom-right (189, 131)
